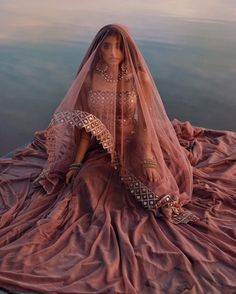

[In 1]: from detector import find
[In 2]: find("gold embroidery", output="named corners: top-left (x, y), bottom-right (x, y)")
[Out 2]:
top-left (49, 110), bottom-right (114, 154)
top-left (120, 173), bottom-right (199, 223)
top-left (33, 168), bottom-right (49, 184)
top-left (88, 89), bottom-right (137, 122)
top-left (121, 173), bottom-right (159, 209)
top-left (34, 109), bottom-right (199, 224)
top-left (170, 209), bottom-right (199, 224)
top-left (156, 194), bottom-right (178, 208)
top-left (120, 173), bottom-right (178, 210)
top-left (34, 110), bottom-right (116, 185)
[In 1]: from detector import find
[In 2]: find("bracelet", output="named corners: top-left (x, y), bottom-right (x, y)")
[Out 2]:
top-left (69, 162), bottom-right (82, 171)
top-left (142, 158), bottom-right (157, 168)
top-left (69, 166), bottom-right (81, 171)
top-left (70, 162), bottom-right (82, 167)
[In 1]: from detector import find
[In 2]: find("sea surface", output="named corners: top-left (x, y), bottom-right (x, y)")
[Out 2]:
top-left (0, 0), bottom-right (236, 155)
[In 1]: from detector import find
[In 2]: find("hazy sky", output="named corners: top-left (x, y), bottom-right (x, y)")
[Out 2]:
top-left (1, 0), bottom-right (236, 44)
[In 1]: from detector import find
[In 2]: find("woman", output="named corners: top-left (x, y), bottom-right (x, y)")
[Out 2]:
top-left (0, 24), bottom-right (236, 293)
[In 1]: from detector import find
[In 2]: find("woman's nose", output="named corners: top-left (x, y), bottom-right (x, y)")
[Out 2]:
top-left (110, 46), bottom-right (118, 57)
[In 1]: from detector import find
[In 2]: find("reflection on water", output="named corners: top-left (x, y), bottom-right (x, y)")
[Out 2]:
top-left (0, 0), bottom-right (236, 155)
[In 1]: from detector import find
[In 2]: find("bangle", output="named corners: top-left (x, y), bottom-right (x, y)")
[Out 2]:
top-left (70, 162), bottom-right (82, 167)
top-left (142, 158), bottom-right (157, 168)
top-left (69, 162), bottom-right (82, 171)
top-left (69, 166), bottom-right (81, 171)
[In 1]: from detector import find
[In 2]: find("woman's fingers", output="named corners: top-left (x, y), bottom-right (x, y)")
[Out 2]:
top-left (66, 173), bottom-right (71, 185)
top-left (144, 168), bottom-right (159, 182)
top-left (162, 206), bottom-right (172, 219)
top-left (148, 172), bottom-right (153, 182)
top-left (66, 170), bottom-right (76, 185)
top-left (143, 168), bottom-right (161, 182)
top-left (152, 170), bottom-right (158, 182)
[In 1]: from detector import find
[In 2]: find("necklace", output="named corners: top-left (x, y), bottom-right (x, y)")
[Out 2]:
top-left (95, 62), bottom-right (128, 83)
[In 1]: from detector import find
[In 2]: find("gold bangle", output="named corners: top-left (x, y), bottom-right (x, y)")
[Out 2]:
top-left (142, 158), bottom-right (157, 168)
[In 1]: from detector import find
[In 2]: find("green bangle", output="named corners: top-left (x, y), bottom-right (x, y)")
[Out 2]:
top-left (70, 162), bottom-right (82, 167)
top-left (69, 166), bottom-right (81, 170)
top-left (69, 162), bottom-right (82, 171)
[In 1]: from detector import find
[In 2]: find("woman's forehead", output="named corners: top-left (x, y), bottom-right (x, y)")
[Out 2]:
top-left (102, 35), bottom-right (121, 44)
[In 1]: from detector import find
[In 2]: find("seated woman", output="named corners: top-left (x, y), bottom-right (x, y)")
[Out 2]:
top-left (0, 24), bottom-right (236, 294)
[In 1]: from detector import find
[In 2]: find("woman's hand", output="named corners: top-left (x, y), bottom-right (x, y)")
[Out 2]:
top-left (161, 201), bottom-right (180, 220)
top-left (161, 205), bottom-right (173, 219)
top-left (66, 169), bottom-right (79, 185)
top-left (143, 167), bottom-right (161, 182)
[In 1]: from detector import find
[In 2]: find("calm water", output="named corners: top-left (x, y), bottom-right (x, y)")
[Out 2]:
top-left (0, 0), bottom-right (236, 155)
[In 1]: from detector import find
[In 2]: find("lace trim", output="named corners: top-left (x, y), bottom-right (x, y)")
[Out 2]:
top-left (33, 111), bottom-right (115, 185)
top-left (121, 173), bottom-right (177, 209)
top-left (160, 200), bottom-right (199, 224)
top-left (33, 168), bottom-right (49, 184)
top-left (170, 210), bottom-right (199, 224)
top-left (120, 173), bottom-right (199, 223)
top-left (49, 110), bottom-right (114, 154)
top-left (34, 110), bottom-right (199, 224)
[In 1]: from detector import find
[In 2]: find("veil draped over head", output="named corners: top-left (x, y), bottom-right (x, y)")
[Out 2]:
top-left (34, 24), bottom-right (198, 224)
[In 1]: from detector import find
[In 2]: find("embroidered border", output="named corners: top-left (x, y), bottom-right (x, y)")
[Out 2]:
top-left (170, 210), bottom-right (199, 224)
top-left (34, 110), bottom-right (116, 185)
top-left (120, 173), bottom-right (199, 223)
top-left (120, 173), bottom-right (177, 210)
top-left (34, 110), bottom-right (199, 224)
top-left (33, 168), bottom-right (49, 184)
top-left (49, 110), bottom-right (114, 153)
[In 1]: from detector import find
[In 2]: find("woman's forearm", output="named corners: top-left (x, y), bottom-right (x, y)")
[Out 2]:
top-left (74, 129), bottom-right (91, 163)
top-left (138, 71), bottom-right (154, 158)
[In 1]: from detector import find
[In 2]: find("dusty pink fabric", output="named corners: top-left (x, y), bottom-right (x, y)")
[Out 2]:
top-left (35, 24), bottom-right (196, 224)
top-left (0, 119), bottom-right (236, 293)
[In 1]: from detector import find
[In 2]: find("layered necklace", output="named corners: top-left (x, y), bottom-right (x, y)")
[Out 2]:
top-left (95, 62), bottom-right (129, 83)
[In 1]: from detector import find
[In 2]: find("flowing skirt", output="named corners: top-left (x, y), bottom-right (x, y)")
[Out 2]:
top-left (0, 120), bottom-right (236, 294)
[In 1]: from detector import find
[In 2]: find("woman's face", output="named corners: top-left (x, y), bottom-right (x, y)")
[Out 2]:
top-left (100, 35), bottom-right (124, 67)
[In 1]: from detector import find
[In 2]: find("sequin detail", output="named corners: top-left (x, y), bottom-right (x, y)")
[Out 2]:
top-left (159, 195), bottom-right (199, 224)
top-left (33, 168), bottom-right (49, 184)
top-left (171, 210), bottom-right (199, 224)
top-left (35, 109), bottom-right (199, 224)
top-left (88, 89), bottom-right (137, 122)
top-left (33, 110), bottom-right (116, 186)
top-left (49, 110), bottom-right (114, 154)
top-left (120, 173), bottom-right (179, 210)
top-left (120, 174), bottom-right (199, 223)
top-left (121, 173), bottom-right (160, 209)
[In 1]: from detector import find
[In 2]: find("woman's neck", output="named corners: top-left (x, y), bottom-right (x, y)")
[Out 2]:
top-left (106, 64), bottom-right (119, 76)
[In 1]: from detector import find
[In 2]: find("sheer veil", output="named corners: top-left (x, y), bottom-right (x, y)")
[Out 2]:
top-left (33, 24), bottom-right (198, 224)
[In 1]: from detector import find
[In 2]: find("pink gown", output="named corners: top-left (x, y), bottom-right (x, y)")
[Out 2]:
top-left (0, 89), bottom-right (236, 293)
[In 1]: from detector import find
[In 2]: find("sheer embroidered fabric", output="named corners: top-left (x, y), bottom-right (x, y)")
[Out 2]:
top-left (88, 89), bottom-right (137, 124)
top-left (1, 24), bottom-right (236, 293)
top-left (33, 24), bottom-right (196, 223)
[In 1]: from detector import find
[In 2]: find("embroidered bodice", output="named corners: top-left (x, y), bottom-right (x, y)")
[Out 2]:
top-left (88, 89), bottom-right (137, 124)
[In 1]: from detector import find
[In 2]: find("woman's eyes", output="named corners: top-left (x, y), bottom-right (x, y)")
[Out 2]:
top-left (103, 44), bottom-right (121, 49)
